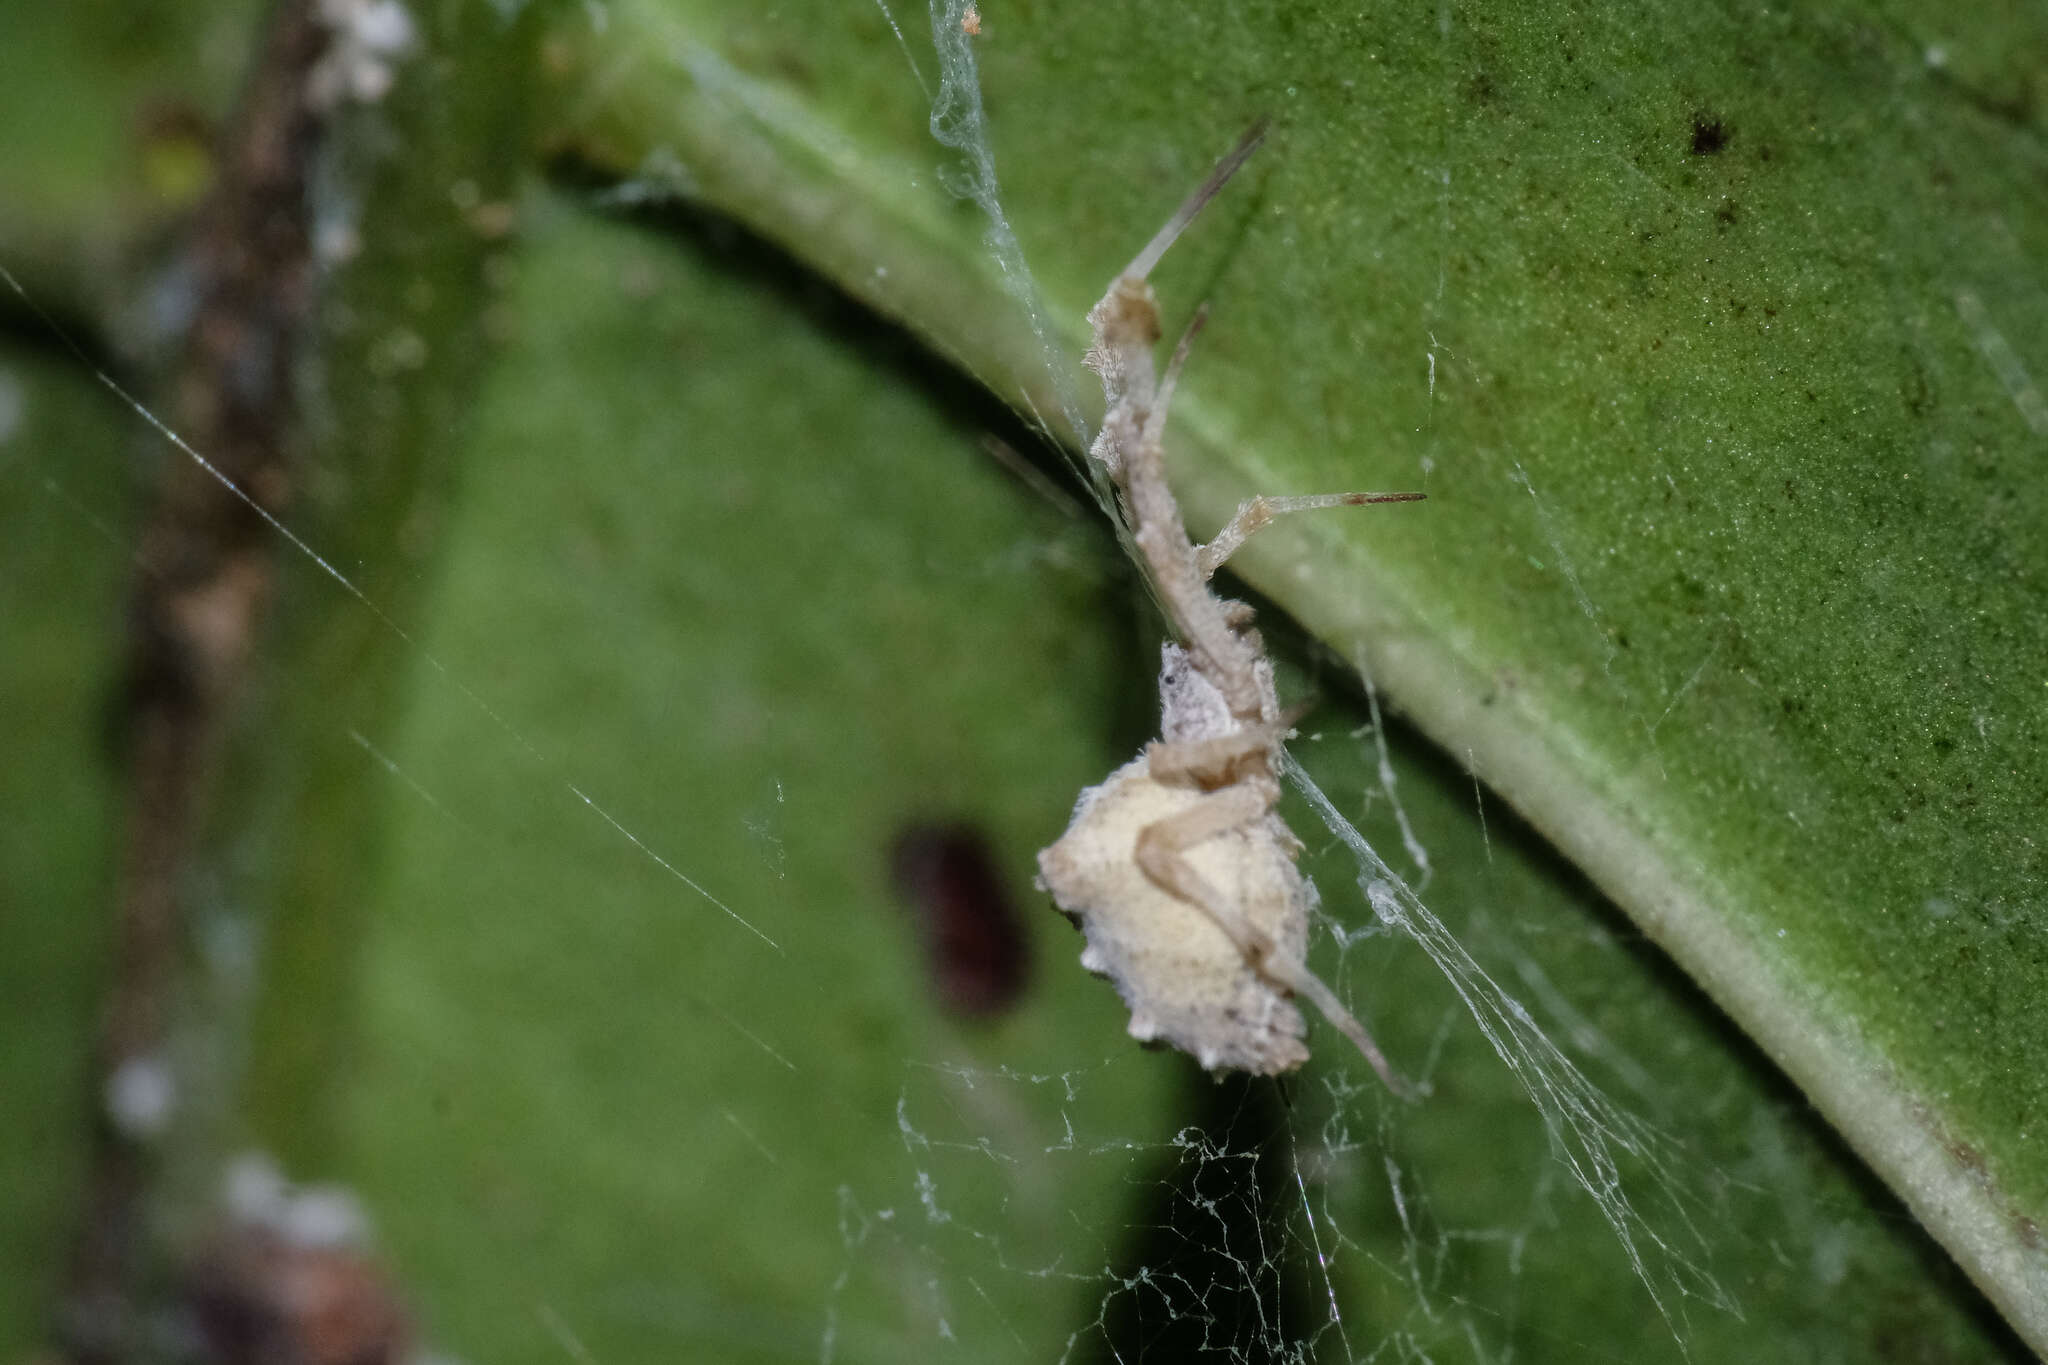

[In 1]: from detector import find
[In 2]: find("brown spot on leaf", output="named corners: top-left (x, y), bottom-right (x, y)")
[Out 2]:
top-left (891, 824), bottom-right (1031, 1018)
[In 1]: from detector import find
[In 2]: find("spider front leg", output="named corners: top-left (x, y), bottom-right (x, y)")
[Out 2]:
top-left (1131, 781), bottom-right (1279, 963)
top-left (1146, 723), bottom-right (1288, 789)
top-left (1197, 491), bottom-right (1429, 580)
top-left (1133, 760), bottom-right (1412, 1096)
top-left (1267, 941), bottom-right (1411, 1098)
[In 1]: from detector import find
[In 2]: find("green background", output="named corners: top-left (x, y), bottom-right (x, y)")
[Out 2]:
top-left (2, 0), bottom-right (2043, 1359)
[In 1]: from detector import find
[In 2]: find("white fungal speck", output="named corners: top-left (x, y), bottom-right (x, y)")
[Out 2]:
top-left (308, 0), bottom-right (419, 110)
top-left (105, 1055), bottom-right (178, 1138)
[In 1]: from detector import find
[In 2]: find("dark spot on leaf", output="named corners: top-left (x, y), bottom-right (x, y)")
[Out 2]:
top-left (1714, 198), bottom-right (1740, 228)
top-left (1945, 1136), bottom-right (1989, 1178)
top-left (890, 823), bottom-right (1031, 1018)
top-left (1901, 353), bottom-right (1936, 417)
top-left (1689, 115), bottom-right (1730, 156)
top-left (1932, 68), bottom-right (2038, 128)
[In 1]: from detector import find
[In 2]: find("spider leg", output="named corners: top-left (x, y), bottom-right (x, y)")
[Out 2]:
top-left (1133, 783), bottom-right (1411, 1097)
top-left (1196, 492), bottom-right (1429, 580)
top-left (1132, 784), bottom-right (1279, 962)
top-left (1140, 303), bottom-right (1208, 450)
top-left (1146, 725), bottom-right (1284, 787)
top-left (1120, 118), bottom-right (1271, 285)
top-left (1263, 947), bottom-right (1412, 1099)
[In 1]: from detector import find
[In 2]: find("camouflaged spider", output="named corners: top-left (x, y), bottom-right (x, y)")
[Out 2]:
top-left (1037, 122), bottom-right (1423, 1089)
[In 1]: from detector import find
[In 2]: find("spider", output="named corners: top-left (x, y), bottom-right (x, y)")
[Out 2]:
top-left (1037, 121), bottom-right (1422, 1090)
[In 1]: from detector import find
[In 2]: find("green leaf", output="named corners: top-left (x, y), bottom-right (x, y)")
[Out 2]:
top-left (311, 190), bottom-right (2017, 1361)
top-left (0, 343), bottom-right (129, 1357)
top-left (6, 0), bottom-right (2045, 1358)
top-left (538, 0), bottom-right (2048, 1347)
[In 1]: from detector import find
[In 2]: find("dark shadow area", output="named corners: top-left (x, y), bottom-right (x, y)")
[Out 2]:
top-left (1080, 1070), bottom-right (1323, 1364)
top-left (0, 297), bottom-right (130, 384)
